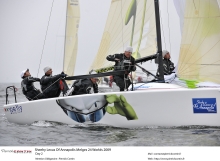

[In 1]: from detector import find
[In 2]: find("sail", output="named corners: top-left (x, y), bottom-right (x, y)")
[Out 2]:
top-left (63, 0), bottom-right (80, 76)
top-left (177, 0), bottom-right (220, 84)
top-left (173, 0), bottom-right (185, 34)
top-left (90, 0), bottom-right (157, 71)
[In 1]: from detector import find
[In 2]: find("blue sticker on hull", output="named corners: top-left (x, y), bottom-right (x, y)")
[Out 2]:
top-left (193, 98), bottom-right (217, 113)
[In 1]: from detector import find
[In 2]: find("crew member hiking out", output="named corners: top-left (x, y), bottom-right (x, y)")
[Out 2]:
top-left (40, 66), bottom-right (73, 98)
top-left (20, 69), bottom-right (45, 101)
top-left (106, 46), bottom-right (136, 91)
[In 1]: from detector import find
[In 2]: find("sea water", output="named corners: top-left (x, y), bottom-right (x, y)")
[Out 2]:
top-left (0, 83), bottom-right (220, 146)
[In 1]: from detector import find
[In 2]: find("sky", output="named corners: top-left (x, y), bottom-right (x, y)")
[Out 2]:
top-left (0, 0), bottom-right (111, 83)
top-left (0, 0), bottom-right (181, 83)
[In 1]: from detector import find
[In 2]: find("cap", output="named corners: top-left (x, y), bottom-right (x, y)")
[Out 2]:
top-left (125, 46), bottom-right (133, 53)
top-left (43, 66), bottom-right (52, 73)
top-left (162, 50), bottom-right (169, 57)
top-left (20, 69), bottom-right (29, 78)
top-left (89, 70), bottom-right (99, 80)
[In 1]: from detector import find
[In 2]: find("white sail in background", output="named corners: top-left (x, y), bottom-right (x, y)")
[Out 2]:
top-left (63, 0), bottom-right (80, 76)
top-left (90, 0), bottom-right (157, 71)
top-left (177, 0), bottom-right (220, 84)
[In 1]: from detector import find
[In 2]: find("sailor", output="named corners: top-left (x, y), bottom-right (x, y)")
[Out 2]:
top-left (71, 70), bottom-right (99, 95)
top-left (156, 50), bottom-right (175, 76)
top-left (106, 46), bottom-right (136, 91)
top-left (20, 69), bottom-right (45, 101)
top-left (40, 66), bottom-right (72, 98)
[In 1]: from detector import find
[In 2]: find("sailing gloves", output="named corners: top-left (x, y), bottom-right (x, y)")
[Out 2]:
top-left (61, 72), bottom-right (67, 78)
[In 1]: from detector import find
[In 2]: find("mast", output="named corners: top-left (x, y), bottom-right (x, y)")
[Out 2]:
top-left (154, 0), bottom-right (164, 81)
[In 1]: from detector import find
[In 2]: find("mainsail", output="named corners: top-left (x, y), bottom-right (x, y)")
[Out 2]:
top-left (90, 0), bottom-right (157, 72)
top-left (177, 0), bottom-right (220, 84)
top-left (63, 0), bottom-right (80, 76)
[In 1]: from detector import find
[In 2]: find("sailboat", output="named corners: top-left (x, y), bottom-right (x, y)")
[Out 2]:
top-left (3, 0), bottom-right (220, 128)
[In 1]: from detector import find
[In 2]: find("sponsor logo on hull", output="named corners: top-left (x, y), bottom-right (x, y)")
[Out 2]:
top-left (192, 98), bottom-right (217, 113)
top-left (4, 105), bottom-right (22, 114)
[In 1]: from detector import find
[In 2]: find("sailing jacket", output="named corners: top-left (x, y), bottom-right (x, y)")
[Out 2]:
top-left (21, 76), bottom-right (42, 100)
top-left (72, 79), bottom-right (98, 95)
top-left (157, 58), bottom-right (175, 76)
top-left (106, 53), bottom-right (136, 77)
top-left (40, 74), bottom-right (64, 97)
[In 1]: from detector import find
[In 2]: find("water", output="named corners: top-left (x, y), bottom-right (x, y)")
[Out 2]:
top-left (1, 83), bottom-right (220, 146)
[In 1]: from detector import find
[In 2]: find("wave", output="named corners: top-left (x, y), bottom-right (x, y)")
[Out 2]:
top-left (31, 120), bottom-right (66, 127)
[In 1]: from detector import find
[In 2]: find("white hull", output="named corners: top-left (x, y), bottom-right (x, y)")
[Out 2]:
top-left (3, 83), bottom-right (220, 128)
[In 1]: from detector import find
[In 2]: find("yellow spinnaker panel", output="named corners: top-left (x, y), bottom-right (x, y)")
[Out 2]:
top-left (63, 0), bottom-right (80, 76)
top-left (178, 0), bottom-right (220, 83)
top-left (90, 0), bottom-right (157, 70)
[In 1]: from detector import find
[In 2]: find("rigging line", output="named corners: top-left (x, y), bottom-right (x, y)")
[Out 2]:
top-left (37, 0), bottom-right (55, 77)
top-left (159, 1), bottom-right (166, 49)
top-left (120, 0), bottom-right (124, 49)
top-left (166, 0), bottom-right (171, 52)
top-left (53, 4), bottom-right (66, 72)
top-left (179, 17), bottom-right (219, 73)
top-left (61, 0), bottom-right (69, 72)
top-left (32, 77), bottom-right (62, 100)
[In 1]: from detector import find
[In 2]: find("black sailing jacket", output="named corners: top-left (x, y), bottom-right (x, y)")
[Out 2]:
top-left (40, 74), bottom-right (63, 98)
top-left (21, 76), bottom-right (41, 100)
top-left (106, 53), bottom-right (136, 76)
top-left (157, 58), bottom-right (175, 76)
top-left (72, 79), bottom-right (98, 95)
